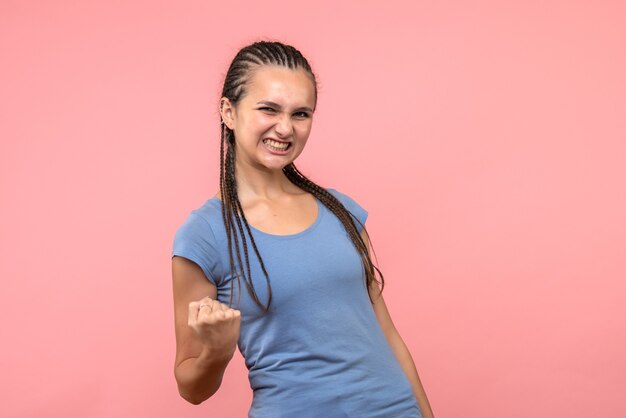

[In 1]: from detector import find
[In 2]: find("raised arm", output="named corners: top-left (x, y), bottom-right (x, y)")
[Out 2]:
top-left (362, 230), bottom-right (435, 418)
top-left (172, 256), bottom-right (240, 404)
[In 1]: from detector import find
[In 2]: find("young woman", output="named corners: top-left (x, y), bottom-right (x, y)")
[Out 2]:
top-left (172, 41), bottom-right (434, 418)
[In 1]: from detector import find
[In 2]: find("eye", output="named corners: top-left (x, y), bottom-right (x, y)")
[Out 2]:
top-left (258, 107), bottom-right (276, 113)
top-left (293, 111), bottom-right (311, 119)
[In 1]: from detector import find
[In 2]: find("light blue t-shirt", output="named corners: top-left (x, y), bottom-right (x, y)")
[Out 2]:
top-left (172, 189), bottom-right (422, 418)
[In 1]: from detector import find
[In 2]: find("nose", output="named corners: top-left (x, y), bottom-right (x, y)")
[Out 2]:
top-left (274, 114), bottom-right (293, 138)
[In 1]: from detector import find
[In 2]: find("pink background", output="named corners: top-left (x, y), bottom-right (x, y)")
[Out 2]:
top-left (1, 1), bottom-right (625, 417)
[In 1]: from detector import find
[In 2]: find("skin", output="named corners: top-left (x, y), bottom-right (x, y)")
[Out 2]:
top-left (172, 65), bottom-right (434, 417)
top-left (221, 65), bottom-right (320, 233)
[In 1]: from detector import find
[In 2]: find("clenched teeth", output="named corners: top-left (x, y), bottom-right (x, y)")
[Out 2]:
top-left (263, 139), bottom-right (289, 150)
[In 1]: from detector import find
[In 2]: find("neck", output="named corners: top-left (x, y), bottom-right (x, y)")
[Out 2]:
top-left (234, 160), bottom-right (297, 202)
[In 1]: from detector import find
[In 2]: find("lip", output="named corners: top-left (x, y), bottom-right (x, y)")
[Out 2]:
top-left (262, 138), bottom-right (292, 155)
top-left (263, 137), bottom-right (290, 144)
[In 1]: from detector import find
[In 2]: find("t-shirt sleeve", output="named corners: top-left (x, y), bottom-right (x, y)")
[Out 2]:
top-left (171, 212), bottom-right (221, 287)
top-left (327, 188), bottom-right (368, 233)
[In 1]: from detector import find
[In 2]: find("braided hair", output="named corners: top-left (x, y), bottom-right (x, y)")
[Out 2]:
top-left (219, 41), bottom-right (383, 311)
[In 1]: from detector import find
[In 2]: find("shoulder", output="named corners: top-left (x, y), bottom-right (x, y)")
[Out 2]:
top-left (173, 197), bottom-right (225, 246)
top-left (189, 197), bottom-right (222, 227)
top-left (326, 188), bottom-right (364, 210)
top-left (172, 197), bottom-right (225, 286)
top-left (325, 188), bottom-right (368, 228)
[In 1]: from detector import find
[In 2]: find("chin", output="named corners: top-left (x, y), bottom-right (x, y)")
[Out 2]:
top-left (260, 156), bottom-right (297, 170)
top-left (268, 162), bottom-right (293, 171)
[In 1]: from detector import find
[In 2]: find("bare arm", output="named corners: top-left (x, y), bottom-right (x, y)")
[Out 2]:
top-left (172, 256), bottom-right (240, 404)
top-left (362, 231), bottom-right (435, 418)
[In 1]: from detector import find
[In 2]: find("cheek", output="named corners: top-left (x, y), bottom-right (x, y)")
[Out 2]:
top-left (295, 120), bottom-right (313, 137)
top-left (251, 113), bottom-right (274, 130)
top-left (237, 113), bottom-right (267, 134)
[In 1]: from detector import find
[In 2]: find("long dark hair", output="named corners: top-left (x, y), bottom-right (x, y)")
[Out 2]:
top-left (219, 41), bottom-right (383, 311)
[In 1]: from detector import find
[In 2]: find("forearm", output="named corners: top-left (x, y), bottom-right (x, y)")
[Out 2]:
top-left (174, 347), bottom-right (232, 405)
top-left (386, 331), bottom-right (435, 418)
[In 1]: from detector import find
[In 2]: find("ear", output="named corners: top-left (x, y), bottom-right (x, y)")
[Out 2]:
top-left (220, 97), bottom-right (235, 130)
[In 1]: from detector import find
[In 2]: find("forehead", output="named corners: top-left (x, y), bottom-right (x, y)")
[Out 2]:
top-left (243, 65), bottom-right (316, 106)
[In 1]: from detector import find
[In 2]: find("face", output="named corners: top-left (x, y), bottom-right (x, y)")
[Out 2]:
top-left (221, 65), bottom-right (316, 172)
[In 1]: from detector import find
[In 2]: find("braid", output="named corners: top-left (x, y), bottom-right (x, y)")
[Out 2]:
top-left (218, 40), bottom-right (381, 310)
top-left (222, 41), bottom-right (317, 106)
top-left (220, 124), bottom-right (272, 310)
top-left (283, 164), bottom-right (384, 296)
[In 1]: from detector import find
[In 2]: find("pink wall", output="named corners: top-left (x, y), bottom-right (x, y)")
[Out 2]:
top-left (2, 1), bottom-right (625, 417)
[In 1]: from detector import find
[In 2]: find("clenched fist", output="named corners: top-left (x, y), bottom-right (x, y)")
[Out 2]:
top-left (188, 297), bottom-right (241, 361)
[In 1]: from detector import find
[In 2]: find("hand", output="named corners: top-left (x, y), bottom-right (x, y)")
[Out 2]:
top-left (188, 297), bottom-right (241, 361)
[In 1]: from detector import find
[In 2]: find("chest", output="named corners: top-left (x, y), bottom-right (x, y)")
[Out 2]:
top-left (241, 194), bottom-right (319, 236)
top-left (220, 212), bottom-right (367, 318)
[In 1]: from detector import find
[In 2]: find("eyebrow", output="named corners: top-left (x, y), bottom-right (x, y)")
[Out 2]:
top-left (256, 101), bottom-right (314, 113)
